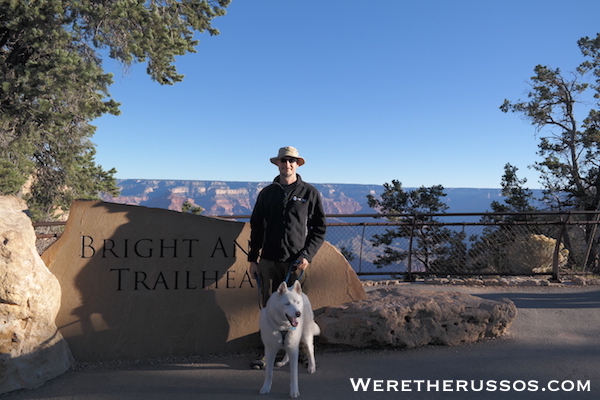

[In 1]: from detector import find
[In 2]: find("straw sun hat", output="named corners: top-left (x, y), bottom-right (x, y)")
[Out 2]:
top-left (270, 146), bottom-right (305, 166)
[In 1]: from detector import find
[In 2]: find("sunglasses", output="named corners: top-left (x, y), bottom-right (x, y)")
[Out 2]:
top-left (279, 157), bottom-right (298, 164)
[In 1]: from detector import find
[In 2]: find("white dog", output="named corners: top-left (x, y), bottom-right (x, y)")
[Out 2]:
top-left (259, 280), bottom-right (320, 398)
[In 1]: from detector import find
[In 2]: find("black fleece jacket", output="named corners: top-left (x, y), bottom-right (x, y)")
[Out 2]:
top-left (248, 174), bottom-right (326, 264)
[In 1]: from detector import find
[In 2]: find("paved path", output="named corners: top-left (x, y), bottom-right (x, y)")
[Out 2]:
top-left (2, 285), bottom-right (599, 400)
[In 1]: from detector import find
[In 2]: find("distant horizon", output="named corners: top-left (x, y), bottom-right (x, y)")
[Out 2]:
top-left (102, 179), bottom-right (549, 217)
top-left (114, 177), bottom-right (522, 191)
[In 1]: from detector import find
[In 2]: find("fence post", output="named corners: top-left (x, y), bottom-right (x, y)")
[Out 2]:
top-left (552, 214), bottom-right (570, 282)
top-left (358, 223), bottom-right (366, 274)
top-left (405, 215), bottom-right (416, 282)
top-left (582, 211), bottom-right (600, 272)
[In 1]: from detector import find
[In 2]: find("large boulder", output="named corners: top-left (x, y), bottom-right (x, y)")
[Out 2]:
top-left (0, 196), bottom-right (74, 394)
top-left (506, 234), bottom-right (569, 274)
top-left (316, 287), bottom-right (517, 348)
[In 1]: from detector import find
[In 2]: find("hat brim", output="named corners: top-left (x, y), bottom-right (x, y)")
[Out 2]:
top-left (270, 157), bottom-right (305, 166)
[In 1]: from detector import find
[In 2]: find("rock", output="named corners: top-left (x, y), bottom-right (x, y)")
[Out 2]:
top-left (571, 276), bottom-right (586, 285)
top-left (506, 234), bottom-right (569, 274)
top-left (0, 196), bottom-right (74, 394)
top-left (424, 277), bottom-right (449, 285)
top-left (483, 278), bottom-right (500, 286)
top-left (518, 279), bottom-right (541, 287)
top-left (497, 278), bottom-right (511, 286)
top-left (571, 276), bottom-right (600, 286)
top-left (315, 287), bottom-right (517, 349)
top-left (464, 278), bottom-right (484, 286)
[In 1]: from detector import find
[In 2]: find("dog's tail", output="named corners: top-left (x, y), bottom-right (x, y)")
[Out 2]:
top-left (312, 321), bottom-right (321, 336)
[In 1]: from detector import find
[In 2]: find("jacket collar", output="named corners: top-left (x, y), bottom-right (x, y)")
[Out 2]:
top-left (272, 173), bottom-right (304, 187)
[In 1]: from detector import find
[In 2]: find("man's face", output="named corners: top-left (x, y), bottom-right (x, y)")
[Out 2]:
top-left (277, 157), bottom-right (298, 178)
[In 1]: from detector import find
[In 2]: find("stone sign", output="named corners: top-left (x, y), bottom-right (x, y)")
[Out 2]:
top-left (42, 200), bottom-right (366, 361)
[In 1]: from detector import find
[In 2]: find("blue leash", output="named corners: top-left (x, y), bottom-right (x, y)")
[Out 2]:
top-left (284, 260), bottom-right (304, 287)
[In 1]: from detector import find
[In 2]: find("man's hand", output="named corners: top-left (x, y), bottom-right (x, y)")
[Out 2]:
top-left (295, 257), bottom-right (310, 271)
top-left (249, 262), bottom-right (259, 279)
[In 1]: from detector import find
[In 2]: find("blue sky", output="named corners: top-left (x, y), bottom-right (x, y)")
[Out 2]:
top-left (92, 0), bottom-right (600, 189)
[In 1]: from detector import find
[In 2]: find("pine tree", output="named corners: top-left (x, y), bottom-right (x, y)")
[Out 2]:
top-left (500, 33), bottom-right (600, 212)
top-left (488, 163), bottom-right (538, 218)
top-left (0, 0), bottom-right (230, 220)
top-left (367, 180), bottom-right (459, 273)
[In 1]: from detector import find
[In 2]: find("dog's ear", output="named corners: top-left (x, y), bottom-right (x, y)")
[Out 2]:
top-left (292, 280), bottom-right (302, 294)
top-left (277, 281), bottom-right (288, 294)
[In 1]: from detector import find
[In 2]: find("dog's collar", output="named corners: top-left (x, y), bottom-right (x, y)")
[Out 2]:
top-left (280, 327), bottom-right (296, 343)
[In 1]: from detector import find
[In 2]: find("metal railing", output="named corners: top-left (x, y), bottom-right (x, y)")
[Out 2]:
top-left (33, 221), bottom-right (67, 254)
top-left (34, 211), bottom-right (600, 281)
top-left (323, 212), bottom-right (600, 281)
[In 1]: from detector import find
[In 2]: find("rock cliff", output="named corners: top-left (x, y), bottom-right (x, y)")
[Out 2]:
top-left (102, 179), bottom-right (382, 215)
top-left (101, 179), bottom-right (525, 216)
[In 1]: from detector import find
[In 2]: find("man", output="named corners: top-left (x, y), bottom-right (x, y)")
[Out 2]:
top-left (249, 146), bottom-right (327, 307)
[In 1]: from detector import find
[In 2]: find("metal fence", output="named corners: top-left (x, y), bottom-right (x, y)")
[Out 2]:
top-left (33, 221), bottom-right (67, 254)
top-left (325, 212), bottom-right (600, 281)
top-left (34, 211), bottom-right (600, 281)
